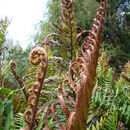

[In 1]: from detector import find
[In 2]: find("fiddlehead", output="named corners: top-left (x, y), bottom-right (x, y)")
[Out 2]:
top-left (22, 47), bottom-right (48, 130)
top-left (43, 0), bottom-right (107, 130)
top-left (10, 60), bottom-right (29, 101)
top-left (66, 1), bottom-right (107, 129)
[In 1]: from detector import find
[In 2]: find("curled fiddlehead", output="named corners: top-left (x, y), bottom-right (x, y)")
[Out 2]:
top-left (9, 60), bottom-right (29, 101)
top-left (21, 47), bottom-right (48, 130)
top-left (43, 0), bottom-right (107, 130)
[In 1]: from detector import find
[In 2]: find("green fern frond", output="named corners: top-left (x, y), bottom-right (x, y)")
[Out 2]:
top-left (13, 113), bottom-right (26, 130)
top-left (90, 52), bottom-right (130, 128)
top-left (60, 0), bottom-right (78, 58)
top-left (44, 0), bottom-right (81, 61)
top-left (87, 108), bottom-right (118, 130)
top-left (4, 98), bottom-right (14, 130)
top-left (54, 0), bottom-right (79, 61)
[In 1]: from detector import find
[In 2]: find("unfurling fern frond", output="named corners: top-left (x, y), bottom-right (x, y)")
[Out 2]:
top-left (43, 0), bottom-right (86, 61)
top-left (60, 0), bottom-right (77, 60)
top-left (9, 60), bottom-right (29, 101)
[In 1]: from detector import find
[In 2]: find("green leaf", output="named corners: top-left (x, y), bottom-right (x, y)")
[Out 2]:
top-left (4, 98), bottom-right (14, 130)
top-left (0, 101), bottom-right (4, 115)
top-left (36, 108), bottom-right (47, 130)
top-left (0, 87), bottom-right (16, 96)
top-left (13, 113), bottom-right (26, 129)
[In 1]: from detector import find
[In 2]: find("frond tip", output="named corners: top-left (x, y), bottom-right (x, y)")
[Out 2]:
top-left (9, 60), bottom-right (29, 101)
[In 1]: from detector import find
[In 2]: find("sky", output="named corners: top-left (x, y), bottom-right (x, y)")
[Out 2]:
top-left (0, 0), bottom-right (48, 49)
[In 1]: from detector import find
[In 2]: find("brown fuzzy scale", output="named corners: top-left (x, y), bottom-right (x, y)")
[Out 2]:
top-left (21, 47), bottom-right (48, 130)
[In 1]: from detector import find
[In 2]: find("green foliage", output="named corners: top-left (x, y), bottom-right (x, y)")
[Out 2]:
top-left (0, 91), bottom-right (14, 129)
top-left (13, 113), bottom-right (26, 130)
top-left (0, 87), bottom-right (16, 96)
top-left (4, 98), bottom-right (14, 130)
top-left (73, 0), bottom-right (98, 29)
top-left (36, 110), bottom-right (46, 130)
top-left (102, 108), bottom-right (118, 130)
top-left (102, 0), bottom-right (130, 73)
top-left (0, 18), bottom-right (9, 46)
top-left (88, 52), bottom-right (130, 129)
top-left (0, 86), bottom-right (27, 129)
top-left (87, 107), bottom-right (118, 130)
top-left (2, 44), bottom-right (31, 89)
top-left (57, 0), bottom-right (78, 60)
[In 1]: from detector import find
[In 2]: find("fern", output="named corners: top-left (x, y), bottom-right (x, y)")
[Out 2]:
top-left (89, 52), bottom-right (130, 128)
top-left (4, 98), bottom-right (14, 130)
top-left (60, 0), bottom-right (78, 60)
top-left (13, 113), bottom-right (26, 130)
top-left (87, 108), bottom-right (118, 130)
top-left (44, 0), bottom-right (86, 62)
